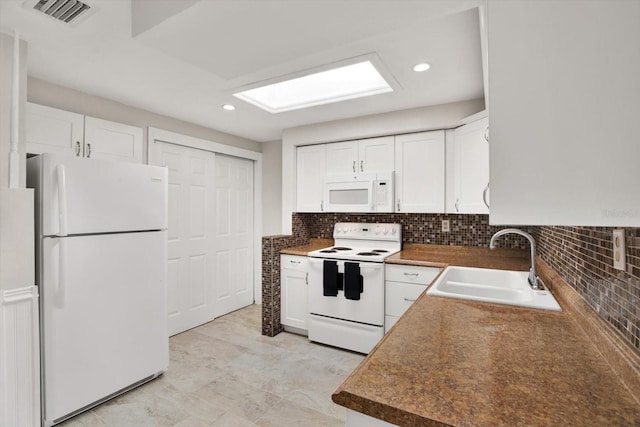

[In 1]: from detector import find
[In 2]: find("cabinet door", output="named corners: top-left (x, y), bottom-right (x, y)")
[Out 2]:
top-left (26, 103), bottom-right (84, 156)
top-left (358, 136), bottom-right (395, 173)
top-left (281, 255), bottom-right (308, 331)
top-left (296, 144), bottom-right (326, 212)
top-left (452, 117), bottom-right (489, 214)
top-left (488, 0), bottom-right (640, 226)
top-left (83, 117), bottom-right (143, 163)
top-left (326, 141), bottom-right (358, 175)
top-left (394, 131), bottom-right (445, 213)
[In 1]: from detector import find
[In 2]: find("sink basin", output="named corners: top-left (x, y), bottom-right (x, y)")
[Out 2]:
top-left (427, 266), bottom-right (562, 311)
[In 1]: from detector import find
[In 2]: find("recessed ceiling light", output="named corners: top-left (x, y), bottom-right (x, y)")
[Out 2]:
top-left (233, 60), bottom-right (393, 114)
top-left (222, 104), bottom-right (236, 111)
top-left (413, 63), bottom-right (431, 72)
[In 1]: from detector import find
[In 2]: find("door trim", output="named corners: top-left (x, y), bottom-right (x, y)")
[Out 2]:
top-left (147, 127), bottom-right (263, 304)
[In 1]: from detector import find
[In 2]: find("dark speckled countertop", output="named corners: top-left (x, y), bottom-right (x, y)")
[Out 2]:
top-left (280, 238), bottom-right (333, 256)
top-left (332, 244), bottom-right (640, 426)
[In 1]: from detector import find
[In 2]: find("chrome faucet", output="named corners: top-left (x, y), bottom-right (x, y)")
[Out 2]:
top-left (489, 228), bottom-right (540, 290)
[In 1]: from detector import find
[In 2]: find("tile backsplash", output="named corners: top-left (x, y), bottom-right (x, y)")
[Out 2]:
top-left (294, 213), bottom-right (535, 249)
top-left (534, 227), bottom-right (640, 351)
top-left (262, 213), bottom-right (640, 353)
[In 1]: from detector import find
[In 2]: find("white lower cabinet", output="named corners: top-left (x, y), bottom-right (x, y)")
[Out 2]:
top-left (280, 255), bottom-right (309, 333)
top-left (384, 264), bottom-right (441, 333)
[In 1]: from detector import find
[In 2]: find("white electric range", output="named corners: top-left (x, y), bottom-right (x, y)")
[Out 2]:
top-left (307, 222), bottom-right (402, 354)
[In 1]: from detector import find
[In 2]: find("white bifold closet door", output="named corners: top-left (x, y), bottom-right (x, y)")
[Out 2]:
top-left (213, 154), bottom-right (254, 317)
top-left (150, 142), bottom-right (254, 336)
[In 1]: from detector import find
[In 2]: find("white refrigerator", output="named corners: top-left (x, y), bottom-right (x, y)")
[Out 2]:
top-left (27, 153), bottom-right (169, 427)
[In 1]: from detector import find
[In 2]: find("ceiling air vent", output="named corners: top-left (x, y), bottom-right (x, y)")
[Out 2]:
top-left (25, 0), bottom-right (95, 25)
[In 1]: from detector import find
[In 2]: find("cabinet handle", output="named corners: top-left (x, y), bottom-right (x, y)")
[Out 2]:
top-left (484, 127), bottom-right (489, 142)
top-left (403, 297), bottom-right (417, 302)
top-left (404, 272), bottom-right (419, 277)
top-left (290, 260), bottom-right (301, 264)
top-left (483, 183), bottom-right (490, 209)
top-left (86, 143), bottom-right (91, 158)
top-left (75, 141), bottom-right (81, 156)
top-left (360, 160), bottom-right (363, 172)
top-left (455, 198), bottom-right (460, 212)
top-left (397, 200), bottom-right (400, 212)
top-left (305, 272), bottom-right (309, 285)
top-left (320, 201), bottom-right (324, 212)
top-left (352, 161), bottom-right (356, 173)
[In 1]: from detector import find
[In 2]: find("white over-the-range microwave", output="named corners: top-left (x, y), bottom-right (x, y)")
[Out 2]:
top-left (323, 171), bottom-right (394, 212)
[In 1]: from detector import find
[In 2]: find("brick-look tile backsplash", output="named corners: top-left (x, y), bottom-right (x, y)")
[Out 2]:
top-left (534, 227), bottom-right (640, 351)
top-left (261, 223), bottom-right (309, 336)
top-left (295, 213), bottom-right (535, 249)
top-left (262, 214), bottom-right (640, 353)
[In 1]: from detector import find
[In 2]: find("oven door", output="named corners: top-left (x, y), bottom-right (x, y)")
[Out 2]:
top-left (307, 257), bottom-right (384, 326)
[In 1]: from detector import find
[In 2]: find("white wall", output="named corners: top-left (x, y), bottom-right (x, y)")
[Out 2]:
top-left (261, 140), bottom-right (283, 236)
top-left (280, 99), bottom-right (485, 234)
top-left (27, 78), bottom-right (261, 162)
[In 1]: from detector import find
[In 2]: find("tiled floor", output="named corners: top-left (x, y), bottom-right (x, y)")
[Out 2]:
top-left (60, 305), bottom-right (364, 426)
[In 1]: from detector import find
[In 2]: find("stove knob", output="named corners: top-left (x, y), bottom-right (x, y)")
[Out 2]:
top-left (375, 226), bottom-right (381, 234)
top-left (383, 228), bottom-right (389, 235)
top-left (391, 228), bottom-right (397, 235)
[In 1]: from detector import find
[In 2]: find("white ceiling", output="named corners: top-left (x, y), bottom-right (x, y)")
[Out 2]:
top-left (0, 0), bottom-right (484, 142)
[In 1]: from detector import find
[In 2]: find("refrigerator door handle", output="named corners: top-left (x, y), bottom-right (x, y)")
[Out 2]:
top-left (57, 165), bottom-right (68, 237)
top-left (57, 239), bottom-right (68, 309)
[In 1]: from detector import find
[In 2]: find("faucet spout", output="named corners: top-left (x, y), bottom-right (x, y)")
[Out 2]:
top-left (489, 228), bottom-right (539, 289)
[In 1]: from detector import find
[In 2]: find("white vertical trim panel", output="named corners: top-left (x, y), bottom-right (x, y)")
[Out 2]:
top-left (0, 285), bottom-right (40, 427)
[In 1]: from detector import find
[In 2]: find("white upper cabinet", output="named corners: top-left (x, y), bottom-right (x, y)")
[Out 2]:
top-left (358, 136), bottom-right (395, 173)
top-left (26, 103), bottom-right (143, 164)
top-left (450, 117), bottom-right (489, 214)
top-left (296, 144), bottom-right (326, 212)
top-left (395, 131), bottom-right (445, 213)
top-left (26, 102), bottom-right (84, 156)
top-left (326, 141), bottom-right (358, 175)
top-left (84, 117), bottom-right (143, 163)
top-left (487, 0), bottom-right (640, 226)
top-left (326, 136), bottom-right (394, 175)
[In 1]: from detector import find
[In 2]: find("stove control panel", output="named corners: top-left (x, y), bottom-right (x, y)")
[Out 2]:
top-left (333, 222), bottom-right (401, 241)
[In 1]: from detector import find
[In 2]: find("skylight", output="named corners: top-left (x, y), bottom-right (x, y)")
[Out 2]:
top-left (233, 61), bottom-right (393, 113)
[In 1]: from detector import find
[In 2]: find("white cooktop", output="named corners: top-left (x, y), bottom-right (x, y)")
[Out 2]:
top-left (308, 222), bottom-right (402, 262)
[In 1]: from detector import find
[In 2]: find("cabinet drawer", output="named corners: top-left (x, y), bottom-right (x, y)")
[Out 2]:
top-left (385, 264), bottom-right (441, 285)
top-left (385, 281), bottom-right (427, 317)
top-left (281, 255), bottom-right (308, 271)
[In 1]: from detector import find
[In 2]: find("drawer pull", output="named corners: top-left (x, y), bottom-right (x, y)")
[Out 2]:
top-left (403, 297), bottom-right (417, 302)
top-left (403, 272), bottom-right (419, 277)
top-left (290, 260), bottom-right (300, 264)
